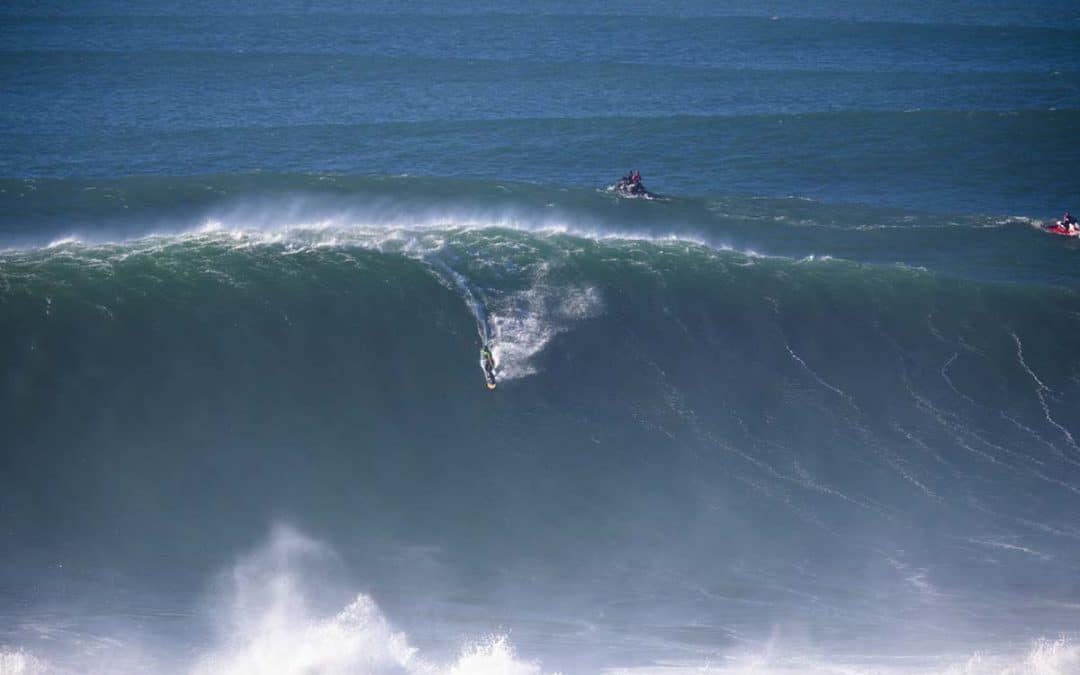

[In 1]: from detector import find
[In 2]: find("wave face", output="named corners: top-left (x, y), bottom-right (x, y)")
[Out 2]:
top-left (2, 176), bottom-right (1080, 672)
top-left (4, 0), bottom-right (1080, 671)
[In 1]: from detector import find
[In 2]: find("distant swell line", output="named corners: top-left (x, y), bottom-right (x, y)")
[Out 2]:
top-left (8, 49), bottom-right (1079, 79)
top-left (5, 12), bottom-right (1080, 32)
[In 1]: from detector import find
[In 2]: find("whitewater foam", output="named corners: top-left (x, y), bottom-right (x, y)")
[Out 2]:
top-left (4, 518), bottom-right (1079, 675)
top-left (0, 649), bottom-right (50, 675)
top-left (482, 275), bottom-right (601, 380)
top-left (1, 527), bottom-right (554, 675)
top-left (600, 636), bottom-right (1080, 675)
top-left (192, 525), bottom-right (554, 675)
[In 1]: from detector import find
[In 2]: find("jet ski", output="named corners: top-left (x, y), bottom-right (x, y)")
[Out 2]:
top-left (1045, 220), bottom-right (1079, 237)
top-left (607, 174), bottom-right (661, 200)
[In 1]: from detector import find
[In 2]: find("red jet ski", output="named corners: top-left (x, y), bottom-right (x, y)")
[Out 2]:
top-left (1045, 221), bottom-right (1079, 237)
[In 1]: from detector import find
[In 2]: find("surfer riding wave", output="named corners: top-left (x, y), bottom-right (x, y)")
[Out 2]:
top-left (481, 344), bottom-right (497, 390)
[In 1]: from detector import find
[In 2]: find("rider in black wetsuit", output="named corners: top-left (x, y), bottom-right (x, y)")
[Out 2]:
top-left (482, 345), bottom-right (496, 380)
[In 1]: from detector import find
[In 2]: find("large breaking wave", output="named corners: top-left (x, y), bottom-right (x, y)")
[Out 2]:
top-left (1, 175), bottom-right (1079, 673)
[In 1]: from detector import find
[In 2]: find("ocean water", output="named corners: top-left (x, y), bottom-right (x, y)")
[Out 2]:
top-left (2, 2), bottom-right (1080, 674)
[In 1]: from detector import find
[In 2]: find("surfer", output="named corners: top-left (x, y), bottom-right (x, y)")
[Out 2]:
top-left (481, 344), bottom-right (497, 389)
top-left (1061, 211), bottom-right (1077, 232)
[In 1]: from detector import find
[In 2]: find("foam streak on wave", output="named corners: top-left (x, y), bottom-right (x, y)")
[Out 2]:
top-left (424, 254), bottom-right (492, 343)
top-left (784, 344), bottom-right (855, 407)
top-left (1011, 332), bottom-right (1079, 452)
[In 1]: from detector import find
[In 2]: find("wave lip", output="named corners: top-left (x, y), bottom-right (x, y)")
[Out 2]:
top-left (4, 171), bottom-right (1079, 293)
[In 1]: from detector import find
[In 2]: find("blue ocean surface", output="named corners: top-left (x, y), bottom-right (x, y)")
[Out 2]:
top-left (2, 2), bottom-right (1079, 673)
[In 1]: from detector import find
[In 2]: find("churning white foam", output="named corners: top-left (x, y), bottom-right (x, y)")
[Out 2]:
top-left (488, 281), bottom-right (602, 381)
top-left (189, 525), bottom-right (553, 675)
top-left (0, 649), bottom-right (50, 675)
top-left (601, 636), bottom-right (1080, 675)
top-left (3, 525), bottom-right (1076, 675)
top-left (0, 526), bottom-right (553, 675)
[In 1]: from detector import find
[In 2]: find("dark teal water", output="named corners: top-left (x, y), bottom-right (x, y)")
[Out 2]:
top-left (2, 2), bottom-right (1079, 674)
top-left (3, 3), bottom-right (1080, 212)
